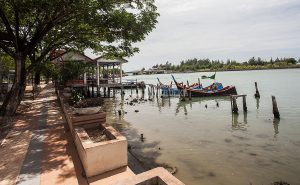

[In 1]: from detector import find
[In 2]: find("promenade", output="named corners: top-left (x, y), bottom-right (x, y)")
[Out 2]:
top-left (0, 84), bottom-right (88, 185)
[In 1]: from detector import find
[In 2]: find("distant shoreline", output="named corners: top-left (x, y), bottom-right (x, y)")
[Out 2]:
top-left (126, 65), bottom-right (300, 76)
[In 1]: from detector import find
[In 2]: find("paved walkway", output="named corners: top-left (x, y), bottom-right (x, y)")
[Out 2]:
top-left (0, 84), bottom-right (88, 185)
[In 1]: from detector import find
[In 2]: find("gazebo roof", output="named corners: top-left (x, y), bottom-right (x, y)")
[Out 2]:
top-left (94, 56), bottom-right (128, 66)
top-left (50, 50), bottom-right (94, 64)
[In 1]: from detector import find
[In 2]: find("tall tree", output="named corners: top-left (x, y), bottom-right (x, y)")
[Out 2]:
top-left (0, 0), bottom-right (159, 116)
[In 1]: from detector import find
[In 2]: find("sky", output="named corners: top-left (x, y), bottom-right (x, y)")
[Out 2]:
top-left (87, 0), bottom-right (300, 71)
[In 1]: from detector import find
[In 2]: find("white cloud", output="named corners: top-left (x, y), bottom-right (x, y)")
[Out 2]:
top-left (95, 0), bottom-right (300, 71)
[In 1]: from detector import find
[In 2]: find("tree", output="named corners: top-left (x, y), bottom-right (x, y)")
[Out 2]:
top-left (0, 0), bottom-right (159, 116)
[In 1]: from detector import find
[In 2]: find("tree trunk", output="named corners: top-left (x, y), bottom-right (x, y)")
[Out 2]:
top-left (34, 71), bottom-right (41, 85)
top-left (0, 53), bottom-right (27, 117)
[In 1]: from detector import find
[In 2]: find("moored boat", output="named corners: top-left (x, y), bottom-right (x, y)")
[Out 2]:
top-left (171, 75), bottom-right (237, 97)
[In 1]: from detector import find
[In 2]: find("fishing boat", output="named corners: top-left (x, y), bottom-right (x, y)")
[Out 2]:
top-left (157, 78), bottom-right (180, 95)
top-left (171, 75), bottom-right (237, 97)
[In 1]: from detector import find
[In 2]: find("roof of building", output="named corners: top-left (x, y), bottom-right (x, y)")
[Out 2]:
top-left (50, 50), bottom-right (94, 64)
top-left (94, 56), bottom-right (128, 66)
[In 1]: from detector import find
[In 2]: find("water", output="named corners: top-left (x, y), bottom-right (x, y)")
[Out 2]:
top-left (107, 69), bottom-right (300, 185)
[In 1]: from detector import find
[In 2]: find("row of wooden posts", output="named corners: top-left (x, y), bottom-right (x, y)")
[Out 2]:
top-left (90, 80), bottom-right (280, 120)
top-left (230, 82), bottom-right (280, 119)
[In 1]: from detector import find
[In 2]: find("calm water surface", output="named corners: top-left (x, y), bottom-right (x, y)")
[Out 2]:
top-left (106, 69), bottom-right (300, 185)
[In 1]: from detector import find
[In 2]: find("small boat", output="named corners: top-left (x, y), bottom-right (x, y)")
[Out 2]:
top-left (157, 78), bottom-right (180, 95)
top-left (171, 75), bottom-right (237, 97)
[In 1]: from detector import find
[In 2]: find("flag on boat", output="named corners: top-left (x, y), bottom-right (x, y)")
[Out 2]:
top-left (201, 72), bottom-right (216, 79)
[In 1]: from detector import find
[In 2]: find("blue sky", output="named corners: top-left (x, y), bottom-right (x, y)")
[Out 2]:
top-left (87, 0), bottom-right (300, 71)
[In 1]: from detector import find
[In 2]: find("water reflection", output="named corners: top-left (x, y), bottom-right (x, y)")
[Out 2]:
top-left (174, 97), bottom-right (230, 116)
top-left (273, 118), bottom-right (280, 138)
top-left (256, 97), bottom-right (260, 109)
top-left (232, 112), bottom-right (248, 131)
top-left (156, 97), bottom-right (172, 112)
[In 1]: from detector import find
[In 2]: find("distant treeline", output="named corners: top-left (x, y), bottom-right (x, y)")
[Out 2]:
top-left (151, 57), bottom-right (300, 72)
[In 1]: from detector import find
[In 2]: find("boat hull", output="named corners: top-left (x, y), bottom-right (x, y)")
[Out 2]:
top-left (189, 86), bottom-right (237, 97)
top-left (171, 75), bottom-right (238, 97)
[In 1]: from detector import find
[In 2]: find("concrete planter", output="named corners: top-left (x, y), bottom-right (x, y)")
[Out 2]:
top-left (74, 106), bottom-right (102, 115)
top-left (74, 125), bottom-right (127, 177)
top-left (112, 167), bottom-right (185, 185)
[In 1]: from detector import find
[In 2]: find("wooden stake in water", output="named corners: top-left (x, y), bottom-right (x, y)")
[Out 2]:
top-left (148, 87), bottom-right (151, 99)
top-left (186, 81), bottom-right (192, 100)
top-left (254, 82), bottom-right (260, 98)
top-left (231, 96), bottom-right (238, 114)
top-left (156, 84), bottom-right (159, 98)
top-left (182, 86), bottom-right (186, 101)
top-left (242, 95), bottom-right (247, 112)
top-left (272, 96), bottom-right (280, 119)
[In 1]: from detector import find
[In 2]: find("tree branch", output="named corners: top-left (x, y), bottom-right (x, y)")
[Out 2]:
top-left (0, 31), bottom-right (13, 41)
top-left (0, 41), bottom-right (15, 57)
top-left (0, 6), bottom-right (16, 45)
top-left (13, 4), bottom-right (20, 52)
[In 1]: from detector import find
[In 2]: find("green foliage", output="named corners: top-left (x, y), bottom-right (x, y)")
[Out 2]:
top-left (0, 0), bottom-right (159, 75)
top-left (152, 57), bottom-right (299, 72)
top-left (61, 60), bottom-right (92, 83)
top-left (0, 54), bottom-right (14, 71)
top-left (70, 89), bottom-right (85, 106)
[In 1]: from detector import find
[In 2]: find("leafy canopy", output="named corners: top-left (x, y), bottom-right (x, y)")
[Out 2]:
top-left (0, 0), bottom-right (159, 58)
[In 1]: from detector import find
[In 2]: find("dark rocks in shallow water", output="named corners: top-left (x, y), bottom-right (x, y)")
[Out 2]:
top-left (140, 133), bottom-right (145, 142)
top-left (205, 104), bottom-right (207, 109)
top-left (248, 152), bottom-right (257, 156)
top-left (129, 102), bottom-right (133, 106)
top-left (207, 172), bottom-right (216, 177)
top-left (224, 138), bottom-right (232, 143)
top-left (135, 110), bottom-right (139, 113)
top-left (124, 111), bottom-right (127, 114)
top-left (272, 181), bottom-right (290, 185)
top-left (132, 98), bottom-right (138, 102)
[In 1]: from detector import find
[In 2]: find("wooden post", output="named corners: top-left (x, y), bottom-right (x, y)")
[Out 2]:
top-left (136, 79), bottom-right (138, 94)
top-left (152, 85), bottom-right (155, 96)
top-left (156, 84), bottom-right (159, 98)
top-left (198, 78), bottom-right (201, 89)
top-left (187, 81), bottom-right (192, 100)
top-left (272, 96), bottom-right (280, 119)
top-left (242, 95), bottom-right (247, 112)
top-left (142, 86), bottom-right (145, 96)
top-left (96, 62), bottom-right (100, 96)
top-left (130, 85), bottom-right (133, 95)
top-left (121, 85), bottom-right (124, 97)
top-left (92, 85), bottom-right (94, 97)
top-left (254, 82), bottom-right (260, 98)
top-left (182, 86), bottom-right (186, 101)
top-left (232, 96), bottom-right (238, 114)
top-left (148, 87), bottom-right (150, 99)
